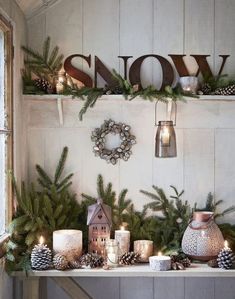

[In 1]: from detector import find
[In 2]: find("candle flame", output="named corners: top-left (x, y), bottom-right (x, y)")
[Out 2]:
top-left (120, 226), bottom-right (125, 231)
top-left (39, 236), bottom-right (44, 245)
top-left (224, 240), bottom-right (229, 249)
top-left (158, 251), bottom-right (162, 256)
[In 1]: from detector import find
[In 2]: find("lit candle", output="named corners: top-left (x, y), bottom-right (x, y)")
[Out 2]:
top-left (134, 240), bottom-right (153, 262)
top-left (224, 240), bottom-right (229, 249)
top-left (31, 235), bottom-right (52, 270)
top-left (115, 225), bottom-right (130, 256)
top-left (39, 235), bottom-right (45, 244)
top-left (161, 126), bottom-right (170, 146)
top-left (197, 230), bottom-right (211, 256)
top-left (56, 71), bottom-right (66, 94)
top-left (149, 253), bottom-right (171, 271)
top-left (106, 239), bottom-right (119, 267)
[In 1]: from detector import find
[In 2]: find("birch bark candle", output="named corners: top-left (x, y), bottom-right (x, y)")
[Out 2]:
top-left (149, 252), bottom-right (171, 271)
top-left (134, 240), bottom-right (153, 262)
top-left (115, 226), bottom-right (130, 255)
top-left (53, 229), bottom-right (83, 261)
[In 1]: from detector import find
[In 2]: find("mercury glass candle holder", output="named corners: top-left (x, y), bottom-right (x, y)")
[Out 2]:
top-left (134, 240), bottom-right (153, 262)
top-left (53, 229), bottom-right (83, 261)
top-left (149, 255), bottom-right (171, 271)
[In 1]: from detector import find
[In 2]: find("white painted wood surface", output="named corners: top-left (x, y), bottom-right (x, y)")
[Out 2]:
top-left (12, 264), bottom-right (235, 278)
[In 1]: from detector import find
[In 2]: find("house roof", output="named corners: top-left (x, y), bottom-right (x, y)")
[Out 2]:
top-left (87, 199), bottom-right (112, 226)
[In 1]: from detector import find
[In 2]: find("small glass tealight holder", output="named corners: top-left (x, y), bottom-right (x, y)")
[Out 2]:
top-left (105, 239), bottom-right (119, 267)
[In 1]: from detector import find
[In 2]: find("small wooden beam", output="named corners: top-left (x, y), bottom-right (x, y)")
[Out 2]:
top-left (22, 277), bottom-right (40, 299)
top-left (52, 277), bottom-right (92, 299)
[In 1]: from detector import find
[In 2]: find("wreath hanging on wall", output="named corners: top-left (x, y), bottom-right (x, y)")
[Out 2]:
top-left (91, 119), bottom-right (136, 165)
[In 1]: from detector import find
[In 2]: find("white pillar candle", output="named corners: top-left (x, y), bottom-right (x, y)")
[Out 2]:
top-left (149, 254), bottom-right (171, 271)
top-left (115, 227), bottom-right (130, 255)
top-left (53, 229), bottom-right (82, 261)
top-left (134, 240), bottom-right (153, 262)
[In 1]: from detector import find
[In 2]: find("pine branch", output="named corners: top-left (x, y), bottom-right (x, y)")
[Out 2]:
top-left (54, 146), bottom-right (69, 184)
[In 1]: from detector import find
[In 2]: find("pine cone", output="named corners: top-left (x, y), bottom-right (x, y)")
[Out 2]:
top-left (214, 85), bottom-right (235, 96)
top-left (34, 78), bottom-right (54, 94)
top-left (208, 259), bottom-right (218, 268)
top-left (217, 248), bottom-right (235, 269)
top-left (170, 253), bottom-right (191, 270)
top-left (53, 254), bottom-right (69, 270)
top-left (80, 253), bottom-right (104, 268)
top-left (119, 252), bottom-right (140, 265)
top-left (201, 83), bottom-right (212, 95)
top-left (69, 260), bottom-right (82, 269)
top-left (31, 244), bottom-right (52, 270)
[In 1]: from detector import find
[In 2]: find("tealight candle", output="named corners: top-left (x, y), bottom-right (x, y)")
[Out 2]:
top-left (53, 229), bottom-right (82, 261)
top-left (134, 240), bottom-right (153, 262)
top-left (149, 252), bottom-right (171, 271)
top-left (115, 225), bottom-right (130, 255)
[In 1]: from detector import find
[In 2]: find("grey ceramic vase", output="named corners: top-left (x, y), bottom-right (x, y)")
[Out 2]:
top-left (182, 211), bottom-right (224, 261)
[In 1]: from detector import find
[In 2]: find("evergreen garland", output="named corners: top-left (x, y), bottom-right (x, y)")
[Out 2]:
top-left (22, 36), bottom-right (64, 90)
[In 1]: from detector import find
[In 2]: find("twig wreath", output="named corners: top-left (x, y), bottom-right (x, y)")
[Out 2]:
top-left (91, 119), bottom-right (136, 165)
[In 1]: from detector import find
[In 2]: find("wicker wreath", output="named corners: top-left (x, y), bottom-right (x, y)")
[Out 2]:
top-left (91, 119), bottom-right (136, 165)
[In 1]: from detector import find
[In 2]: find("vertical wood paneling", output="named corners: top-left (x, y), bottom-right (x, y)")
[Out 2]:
top-left (83, 0), bottom-right (119, 87)
top-left (76, 277), bottom-right (119, 299)
top-left (120, 0), bottom-right (153, 86)
top-left (119, 101), bottom-right (154, 211)
top-left (27, 13), bottom-right (46, 49)
top-left (215, 0), bottom-right (235, 75)
top-left (45, 0), bottom-right (83, 59)
top-left (153, 129), bottom-right (184, 197)
top-left (185, 278), bottom-right (214, 299)
top-left (120, 277), bottom-right (154, 299)
top-left (215, 129), bottom-right (235, 224)
top-left (184, 0), bottom-right (215, 75)
top-left (154, 278), bottom-right (184, 299)
top-left (153, 0), bottom-right (184, 87)
top-left (27, 129), bottom-right (45, 183)
top-left (184, 129), bottom-right (214, 206)
top-left (215, 278), bottom-right (235, 299)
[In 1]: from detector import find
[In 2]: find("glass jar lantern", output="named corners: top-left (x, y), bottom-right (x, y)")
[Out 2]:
top-left (105, 239), bottom-right (119, 267)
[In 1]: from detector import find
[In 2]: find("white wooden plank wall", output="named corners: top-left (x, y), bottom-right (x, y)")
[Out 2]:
top-left (25, 0), bottom-right (235, 219)
top-left (23, 1), bottom-right (235, 298)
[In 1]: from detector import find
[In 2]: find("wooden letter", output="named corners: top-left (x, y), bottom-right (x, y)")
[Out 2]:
top-left (64, 54), bottom-right (93, 87)
top-left (169, 54), bottom-right (230, 78)
top-left (129, 54), bottom-right (174, 90)
top-left (118, 56), bottom-right (133, 80)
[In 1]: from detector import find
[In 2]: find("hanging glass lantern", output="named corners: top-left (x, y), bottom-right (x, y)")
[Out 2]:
top-left (155, 100), bottom-right (177, 158)
top-left (155, 120), bottom-right (177, 158)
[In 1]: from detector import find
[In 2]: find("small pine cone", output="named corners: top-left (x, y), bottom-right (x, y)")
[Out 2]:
top-left (214, 85), bottom-right (235, 96)
top-left (201, 83), bottom-right (212, 95)
top-left (53, 254), bottom-right (69, 270)
top-left (34, 78), bottom-right (54, 94)
top-left (69, 260), bottom-right (82, 269)
top-left (119, 252), bottom-right (140, 266)
top-left (171, 262), bottom-right (185, 270)
top-left (217, 248), bottom-right (235, 270)
top-left (80, 253), bottom-right (104, 268)
top-left (170, 254), bottom-right (191, 269)
top-left (31, 244), bottom-right (52, 271)
top-left (208, 259), bottom-right (218, 268)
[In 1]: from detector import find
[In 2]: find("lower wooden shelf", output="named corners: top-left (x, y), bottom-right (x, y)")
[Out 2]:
top-left (13, 263), bottom-right (235, 278)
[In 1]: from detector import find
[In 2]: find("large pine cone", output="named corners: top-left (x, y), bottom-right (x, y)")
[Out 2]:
top-left (217, 248), bottom-right (235, 269)
top-left (31, 244), bottom-right (52, 270)
top-left (214, 85), bottom-right (235, 96)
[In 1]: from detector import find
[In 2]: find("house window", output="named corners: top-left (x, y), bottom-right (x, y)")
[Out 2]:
top-left (0, 15), bottom-right (13, 238)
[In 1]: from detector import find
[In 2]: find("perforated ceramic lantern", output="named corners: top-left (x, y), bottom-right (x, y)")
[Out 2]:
top-left (182, 212), bottom-right (224, 261)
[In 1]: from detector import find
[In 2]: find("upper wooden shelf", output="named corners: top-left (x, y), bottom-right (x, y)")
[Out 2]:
top-left (13, 263), bottom-right (235, 278)
top-left (22, 94), bottom-right (235, 102)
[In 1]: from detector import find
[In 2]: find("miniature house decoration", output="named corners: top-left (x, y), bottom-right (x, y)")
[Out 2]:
top-left (87, 198), bottom-right (112, 255)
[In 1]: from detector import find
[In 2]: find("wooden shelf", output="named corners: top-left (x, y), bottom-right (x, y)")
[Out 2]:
top-left (13, 263), bottom-right (235, 278)
top-left (22, 94), bottom-right (235, 102)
